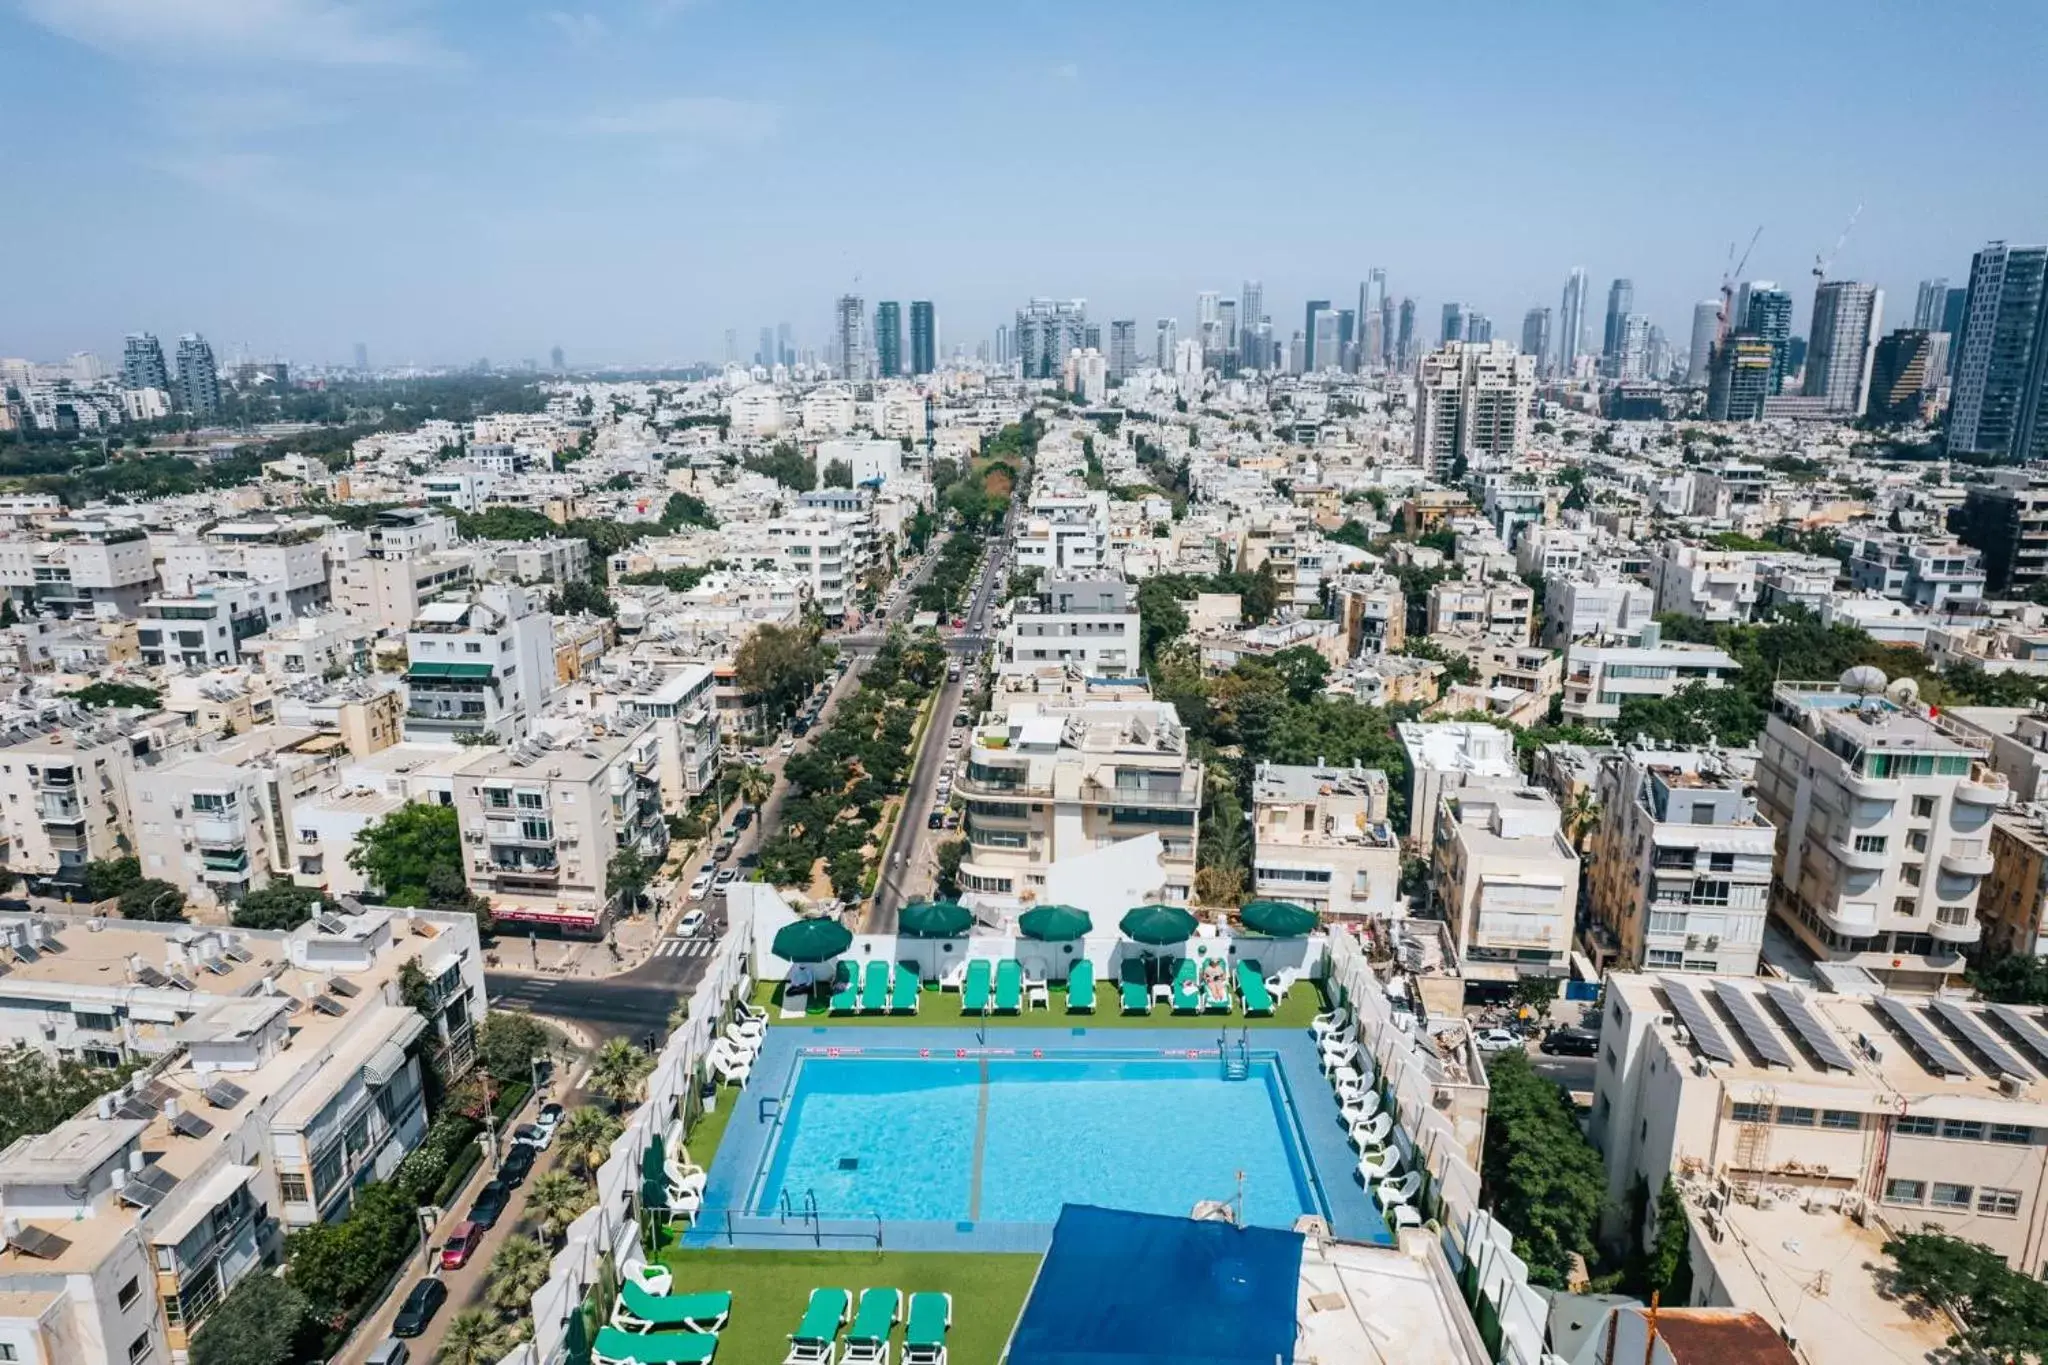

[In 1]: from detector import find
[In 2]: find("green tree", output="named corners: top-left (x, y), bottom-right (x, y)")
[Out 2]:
top-left (348, 802), bottom-right (464, 907)
top-left (0, 598), bottom-right (15, 629)
top-left (68, 680), bottom-right (161, 709)
top-left (1882, 1229), bottom-right (2048, 1361)
top-left (439, 1310), bottom-right (507, 1365)
top-left (1479, 1050), bottom-right (1608, 1286)
top-left (188, 1272), bottom-right (313, 1365)
top-left (0, 1046), bottom-right (137, 1152)
top-left (557, 1104), bottom-right (624, 1179)
top-left (744, 442), bottom-right (817, 492)
top-left (657, 491), bottom-right (717, 531)
top-left (822, 457), bottom-right (854, 488)
top-left (1971, 954), bottom-right (2048, 1005)
top-left (734, 764), bottom-right (775, 810)
top-left (478, 1011), bottom-right (551, 1083)
top-left (548, 576), bottom-right (616, 618)
top-left (526, 1169), bottom-right (594, 1244)
top-left (606, 849), bottom-right (652, 912)
top-left (734, 621), bottom-right (831, 721)
top-left (486, 1234), bottom-right (551, 1315)
top-left (118, 878), bottom-right (186, 922)
top-left (1269, 646), bottom-right (1332, 703)
top-left (79, 855), bottom-right (142, 901)
top-left (230, 882), bottom-right (329, 932)
top-left (934, 839), bottom-right (966, 898)
top-left (587, 1039), bottom-right (654, 1110)
top-left (1648, 1176), bottom-right (1694, 1302)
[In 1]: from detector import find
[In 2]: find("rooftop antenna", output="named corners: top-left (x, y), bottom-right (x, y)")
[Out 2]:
top-left (1813, 204), bottom-right (1863, 289)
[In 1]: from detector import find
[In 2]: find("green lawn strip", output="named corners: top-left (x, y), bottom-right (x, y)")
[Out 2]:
top-left (754, 979), bottom-right (1325, 1029)
top-left (653, 1248), bottom-right (1039, 1365)
top-left (682, 1083), bottom-right (741, 1166)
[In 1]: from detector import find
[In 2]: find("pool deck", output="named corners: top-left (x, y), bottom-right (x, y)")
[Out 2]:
top-left (684, 1023), bottom-right (1390, 1252)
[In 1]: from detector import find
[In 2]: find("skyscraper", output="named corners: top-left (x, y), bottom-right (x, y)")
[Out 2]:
top-left (550, 346), bottom-right (565, 372)
top-left (1155, 318), bottom-right (1178, 370)
top-left (1803, 281), bottom-right (1884, 415)
top-left (1558, 268), bottom-right (1588, 376)
top-left (1520, 308), bottom-right (1551, 373)
top-left (995, 324), bottom-right (1010, 367)
top-left (758, 326), bottom-right (776, 369)
top-left (777, 322), bottom-right (793, 368)
top-left (1011, 299), bottom-right (1086, 381)
top-left (122, 333), bottom-right (170, 392)
top-left (1360, 270), bottom-right (1388, 369)
top-left (1440, 303), bottom-right (1464, 347)
top-left (908, 302), bottom-right (936, 376)
top-left (1686, 301), bottom-right (1721, 385)
top-left (834, 295), bottom-right (867, 380)
top-left (875, 301), bottom-right (903, 379)
top-left (1741, 285), bottom-right (1794, 393)
top-left (1396, 299), bottom-right (1416, 367)
top-left (1601, 278), bottom-right (1634, 375)
top-left (1707, 335), bottom-right (1775, 420)
top-left (1464, 314), bottom-right (1492, 345)
top-left (724, 330), bottom-right (737, 365)
top-left (1216, 299), bottom-right (1238, 354)
top-left (1914, 278), bottom-right (1951, 331)
top-left (1303, 300), bottom-right (1331, 371)
top-left (1108, 320), bottom-right (1138, 381)
top-left (352, 342), bottom-right (369, 373)
top-left (1413, 341), bottom-right (1535, 481)
top-left (1239, 280), bottom-right (1264, 370)
top-left (1616, 315), bottom-right (1652, 381)
top-left (174, 334), bottom-right (221, 417)
top-left (1950, 241), bottom-right (2048, 458)
top-left (1312, 309), bottom-right (1342, 372)
top-left (1867, 330), bottom-right (1934, 425)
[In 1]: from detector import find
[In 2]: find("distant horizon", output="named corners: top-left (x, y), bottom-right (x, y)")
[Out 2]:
top-left (4, 0), bottom-right (2043, 366)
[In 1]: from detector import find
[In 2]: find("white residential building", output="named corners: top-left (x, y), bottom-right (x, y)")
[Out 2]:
top-left (1843, 531), bottom-right (1987, 611)
top-left (1649, 542), bottom-right (1758, 624)
top-left (1013, 491), bottom-right (1111, 575)
top-left (1425, 577), bottom-right (1534, 643)
top-left (1560, 624), bottom-right (1742, 724)
top-left (137, 581), bottom-right (282, 670)
top-left (1411, 341), bottom-right (1535, 481)
top-left (0, 525), bottom-right (157, 619)
top-left (402, 584), bottom-right (556, 742)
top-left (1250, 762), bottom-right (1402, 919)
top-left (1430, 784), bottom-right (1579, 982)
top-left (1542, 574), bottom-right (1656, 648)
top-left (1396, 721), bottom-right (1523, 850)
top-left (998, 575), bottom-right (1140, 677)
top-left (765, 509), bottom-right (864, 623)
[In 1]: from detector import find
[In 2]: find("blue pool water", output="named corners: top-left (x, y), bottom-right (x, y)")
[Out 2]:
top-left (753, 1056), bottom-right (1321, 1230)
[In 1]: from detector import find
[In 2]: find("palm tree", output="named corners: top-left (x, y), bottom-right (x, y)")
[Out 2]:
top-left (1563, 788), bottom-right (1602, 853)
top-left (437, 1310), bottom-right (504, 1365)
top-left (557, 1104), bottom-right (623, 1179)
top-left (588, 1039), bottom-right (654, 1110)
top-left (486, 1235), bottom-right (551, 1316)
top-left (735, 764), bottom-right (774, 812)
top-left (526, 1170), bottom-right (596, 1246)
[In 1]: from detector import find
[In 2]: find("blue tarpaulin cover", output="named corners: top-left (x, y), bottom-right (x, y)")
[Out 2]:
top-left (1004, 1204), bottom-right (1303, 1365)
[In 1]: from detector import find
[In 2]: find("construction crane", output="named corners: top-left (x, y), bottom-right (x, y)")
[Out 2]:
top-left (1813, 204), bottom-right (1863, 288)
top-left (1717, 225), bottom-right (1764, 342)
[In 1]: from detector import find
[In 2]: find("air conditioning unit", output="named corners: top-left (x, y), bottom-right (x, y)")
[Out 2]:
top-left (1706, 935), bottom-right (1721, 950)
top-left (1685, 934), bottom-right (1701, 950)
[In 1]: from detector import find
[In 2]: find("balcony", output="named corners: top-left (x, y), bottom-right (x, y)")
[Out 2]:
top-left (1829, 836), bottom-right (1891, 872)
top-left (1939, 839), bottom-right (1994, 877)
top-left (191, 815), bottom-right (245, 848)
top-left (35, 768), bottom-right (74, 790)
top-left (1955, 768), bottom-right (2009, 806)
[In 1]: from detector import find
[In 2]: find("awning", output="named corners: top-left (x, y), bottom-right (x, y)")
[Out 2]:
top-left (442, 662), bottom-right (495, 678)
top-left (362, 1040), bottom-right (410, 1087)
top-left (148, 1164), bottom-right (257, 1246)
top-left (406, 662), bottom-right (453, 678)
top-left (492, 904), bottom-right (601, 929)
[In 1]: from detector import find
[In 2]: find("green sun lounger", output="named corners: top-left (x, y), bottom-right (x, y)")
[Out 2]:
top-left (1066, 959), bottom-right (1096, 1013)
top-left (861, 959), bottom-right (890, 1012)
top-left (994, 959), bottom-right (1023, 1013)
top-left (595, 1325), bottom-right (719, 1365)
top-left (904, 1292), bottom-right (952, 1365)
top-left (1235, 960), bottom-right (1274, 1016)
top-left (785, 1287), bottom-right (851, 1365)
top-left (614, 1280), bottom-right (733, 1333)
top-left (828, 960), bottom-right (860, 1014)
top-left (1171, 958), bottom-right (1200, 1013)
top-left (961, 959), bottom-right (992, 1013)
top-left (1119, 958), bottom-right (1150, 1014)
top-left (842, 1287), bottom-right (902, 1364)
top-left (890, 963), bottom-right (920, 1013)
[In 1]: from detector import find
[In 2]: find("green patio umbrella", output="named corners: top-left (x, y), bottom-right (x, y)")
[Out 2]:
top-left (898, 899), bottom-right (974, 938)
top-left (1120, 903), bottom-right (1198, 945)
top-left (772, 916), bottom-right (854, 962)
top-left (639, 1133), bottom-right (669, 1213)
top-left (1018, 904), bottom-right (1093, 941)
top-left (564, 1304), bottom-right (592, 1365)
top-left (1239, 899), bottom-right (1320, 937)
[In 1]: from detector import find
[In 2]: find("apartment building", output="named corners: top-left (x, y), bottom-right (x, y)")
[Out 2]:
top-left (1586, 746), bottom-right (1773, 976)
top-left (1842, 530), bottom-right (1986, 610)
top-left (0, 523), bottom-right (157, 618)
top-left (1592, 972), bottom-right (2048, 1274)
top-left (998, 574), bottom-right (1140, 677)
top-left (764, 509), bottom-right (863, 623)
top-left (1329, 573), bottom-right (1405, 656)
top-left (1541, 574), bottom-right (1655, 648)
top-left (1429, 784), bottom-right (1579, 983)
top-left (130, 729), bottom-right (354, 913)
top-left (1982, 805), bottom-right (2048, 959)
top-left (331, 509), bottom-right (474, 635)
top-left (271, 679), bottom-right (404, 759)
top-left (1250, 762), bottom-right (1400, 918)
top-left (1953, 468), bottom-right (2048, 595)
top-left (157, 519), bottom-right (332, 617)
top-left (1648, 542), bottom-right (1757, 624)
top-left (1514, 524), bottom-right (1587, 579)
top-left (1013, 491), bottom-right (1110, 575)
top-left (1686, 464), bottom-right (1769, 523)
top-left (239, 610), bottom-right (375, 679)
top-left (1560, 623), bottom-right (1742, 724)
top-left (1424, 577), bottom-right (1534, 643)
top-left (1411, 341), bottom-right (1534, 481)
top-left (0, 711), bottom-right (184, 881)
top-left (415, 465), bottom-right (498, 513)
top-left (611, 664), bottom-right (721, 801)
top-left (451, 723), bottom-right (669, 936)
top-left (137, 581), bottom-right (279, 670)
top-left (1756, 679), bottom-right (2010, 988)
top-left (957, 678), bottom-right (1202, 903)
top-left (488, 537), bottom-right (590, 586)
top-left (402, 584), bottom-right (556, 742)
top-left (0, 908), bottom-right (483, 1364)
top-left (1396, 721), bottom-right (1523, 850)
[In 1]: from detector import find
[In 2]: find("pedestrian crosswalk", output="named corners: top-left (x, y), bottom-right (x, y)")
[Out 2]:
top-left (654, 937), bottom-right (715, 959)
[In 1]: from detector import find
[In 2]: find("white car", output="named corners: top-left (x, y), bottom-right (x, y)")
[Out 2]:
top-left (677, 909), bottom-right (707, 937)
top-left (687, 873), bottom-right (713, 899)
top-left (1473, 1028), bottom-right (1523, 1053)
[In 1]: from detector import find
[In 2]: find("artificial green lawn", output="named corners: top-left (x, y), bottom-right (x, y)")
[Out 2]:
top-left (753, 977), bottom-right (1327, 1028)
top-left (655, 1246), bottom-right (1040, 1365)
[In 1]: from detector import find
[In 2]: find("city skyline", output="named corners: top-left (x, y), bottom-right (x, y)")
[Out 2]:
top-left (3, 0), bottom-right (2045, 365)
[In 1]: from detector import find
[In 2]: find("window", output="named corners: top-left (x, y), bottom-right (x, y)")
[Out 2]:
top-left (278, 1172), bottom-right (310, 1203)
top-left (1931, 1182), bottom-right (1973, 1210)
top-left (117, 1277), bottom-right (140, 1310)
top-left (1978, 1188), bottom-right (2022, 1217)
top-left (73, 1010), bottom-right (115, 1032)
top-left (1775, 1106), bottom-right (1817, 1127)
top-left (1991, 1123), bottom-right (2033, 1145)
top-left (1896, 1115), bottom-right (1939, 1136)
top-left (1912, 795), bottom-right (1936, 818)
top-left (1894, 896), bottom-right (1919, 918)
top-left (1820, 1109), bottom-right (1861, 1131)
top-left (297, 828), bottom-right (318, 843)
top-left (465, 642), bottom-right (482, 653)
top-left (1853, 834), bottom-right (1887, 853)
top-left (1884, 1178), bottom-right (1926, 1204)
top-left (1942, 1119), bottom-right (1986, 1141)
top-left (128, 1333), bottom-right (150, 1364)
top-left (1902, 863), bottom-right (1922, 887)
top-left (160, 1294), bottom-right (182, 1326)
top-left (516, 790), bottom-right (545, 810)
top-left (1732, 1102), bottom-right (1770, 1123)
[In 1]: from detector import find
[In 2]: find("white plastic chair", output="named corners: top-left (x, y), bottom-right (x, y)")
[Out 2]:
top-left (1320, 1024), bottom-right (1357, 1054)
top-left (1349, 1111), bottom-right (1393, 1151)
top-left (1312, 1005), bottom-right (1350, 1043)
top-left (1356, 1146), bottom-right (1399, 1183)
top-left (707, 1044), bottom-right (751, 1087)
top-left (1376, 1170), bottom-right (1423, 1211)
top-left (722, 1025), bottom-right (763, 1056)
top-left (621, 1257), bottom-right (673, 1296)
top-left (1340, 1089), bottom-right (1380, 1124)
top-left (729, 1013), bottom-right (766, 1040)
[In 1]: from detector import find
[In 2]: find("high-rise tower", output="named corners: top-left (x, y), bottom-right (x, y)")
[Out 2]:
top-left (1520, 308), bottom-right (1552, 374)
top-left (1803, 281), bottom-right (1884, 415)
top-left (122, 333), bottom-right (170, 392)
top-left (1558, 269), bottom-right (1588, 376)
top-left (834, 295), bottom-right (866, 380)
top-left (1601, 278), bottom-right (1634, 375)
top-left (874, 301), bottom-right (903, 379)
top-left (1950, 242), bottom-right (2048, 458)
top-left (908, 302), bottom-right (936, 376)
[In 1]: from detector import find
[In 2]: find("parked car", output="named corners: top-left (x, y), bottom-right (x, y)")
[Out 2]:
top-left (678, 909), bottom-right (707, 937)
top-left (392, 1278), bottom-right (447, 1337)
top-left (732, 809), bottom-right (754, 831)
top-left (688, 872), bottom-right (713, 899)
top-left (498, 1141), bottom-right (535, 1186)
top-left (943, 813), bottom-right (960, 830)
top-left (468, 1179), bottom-right (511, 1230)
top-left (1473, 1028), bottom-right (1522, 1053)
top-left (737, 852), bottom-right (760, 870)
top-left (928, 811), bottom-right (944, 830)
top-left (710, 839), bottom-right (735, 862)
top-left (1540, 1027), bottom-right (1601, 1057)
top-left (714, 868), bottom-right (738, 888)
top-left (792, 718), bottom-right (812, 737)
top-left (440, 1222), bottom-right (484, 1270)
top-left (779, 738), bottom-right (796, 756)
top-left (368, 1338), bottom-right (412, 1365)
top-left (531, 1102), bottom-right (564, 1144)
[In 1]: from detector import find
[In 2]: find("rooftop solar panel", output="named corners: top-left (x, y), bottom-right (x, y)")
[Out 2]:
top-left (1711, 984), bottom-right (1798, 1068)
top-left (325, 976), bottom-right (361, 998)
top-left (315, 914), bottom-right (348, 935)
top-left (119, 1166), bottom-right (180, 1208)
top-left (221, 945), bottom-right (252, 964)
top-left (203, 1079), bottom-right (247, 1109)
top-left (1659, 978), bottom-right (1739, 1065)
top-left (11, 942), bottom-right (40, 964)
top-left (1763, 985), bottom-right (1860, 1072)
top-left (311, 995), bottom-right (347, 1017)
top-left (1988, 1004), bottom-right (2048, 1072)
top-left (201, 958), bottom-right (233, 976)
top-left (1873, 995), bottom-right (1972, 1076)
top-left (170, 1110), bottom-right (214, 1139)
top-left (166, 972), bottom-right (196, 992)
top-left (8, 1226), bottom-right (69, 1259)
top-left (133, 966), bottom-right (169, 989)
top-left (1930, 999), bottom-right (2034, 1080)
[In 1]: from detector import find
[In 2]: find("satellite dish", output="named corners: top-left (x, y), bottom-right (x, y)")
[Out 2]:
top-left (1839, 665), bottom-right (1888, 695)
top-left (1886, 677), bottom-right (1920, 707)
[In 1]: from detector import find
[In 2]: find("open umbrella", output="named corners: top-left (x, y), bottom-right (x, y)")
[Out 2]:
top-left (1239, 899), bottom-right (1320, 937)
top-left (1018, 904), bottom-right (1093, 941)
top-left (639, 1133), bottom-right (669, 1213)
top-left (773, 917), bottom-right (854, 962)
top-left (898, 899), bottom-right (974, 938)
top-left (564, 1305), bottom-right (592, 1365)
top-left (1120, 903), bottom-right (1198, 945)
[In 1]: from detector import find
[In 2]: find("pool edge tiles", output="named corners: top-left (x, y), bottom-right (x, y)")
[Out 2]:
top-left (683, 1026), bottom-right (1391, 1253)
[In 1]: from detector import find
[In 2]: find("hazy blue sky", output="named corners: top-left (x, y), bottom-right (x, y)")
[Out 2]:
top-left (5, 0), bottom-right (2045, 368)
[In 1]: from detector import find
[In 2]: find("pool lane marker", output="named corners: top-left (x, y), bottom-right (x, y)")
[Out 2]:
top-left (968, 1056), bottom-right (990, 1223)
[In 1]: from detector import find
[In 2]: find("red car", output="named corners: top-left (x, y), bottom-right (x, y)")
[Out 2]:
top-left (440, 1221), bottom-right (483, 1270)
